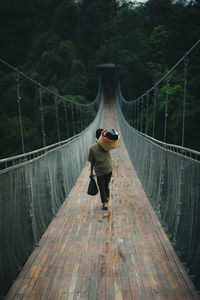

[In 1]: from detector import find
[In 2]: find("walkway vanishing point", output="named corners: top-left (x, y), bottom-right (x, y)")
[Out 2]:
top-left (6, 96), bottom-right (199, 300)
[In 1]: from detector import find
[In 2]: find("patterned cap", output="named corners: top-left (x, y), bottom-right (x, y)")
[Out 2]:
top-left (102, 129), bottom-right (119, 142)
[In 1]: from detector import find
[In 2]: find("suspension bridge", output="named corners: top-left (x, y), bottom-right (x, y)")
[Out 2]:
top-left (0, 41), bottom-right (200, 299)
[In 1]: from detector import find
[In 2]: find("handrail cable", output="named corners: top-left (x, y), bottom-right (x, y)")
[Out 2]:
top-left (0, 57), bottom-right (95, 107)
top-left (121, 39), bottom-right (200, 103)
top-left (0, 90), bottom-right (103, 167)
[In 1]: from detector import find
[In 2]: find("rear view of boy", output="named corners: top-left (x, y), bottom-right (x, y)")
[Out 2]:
top-left (88, 128), bottom-right (119, 210)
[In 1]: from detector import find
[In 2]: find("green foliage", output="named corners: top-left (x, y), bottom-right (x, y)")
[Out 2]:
top-left (0, 0), bottom-right (200, 158)
top-left (53, 0), bottom-right (80, 42)
top-left (149, 25), bottom-right (169, 67)
top-left (65, 95), bottom-right (87, 104)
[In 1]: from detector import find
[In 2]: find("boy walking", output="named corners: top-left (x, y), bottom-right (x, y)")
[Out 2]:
top-left (88, 128), bottom-right (118, 210)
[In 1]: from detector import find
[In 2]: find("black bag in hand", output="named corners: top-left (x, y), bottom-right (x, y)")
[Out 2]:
top-left (87, 177), bottom-right (98, 196)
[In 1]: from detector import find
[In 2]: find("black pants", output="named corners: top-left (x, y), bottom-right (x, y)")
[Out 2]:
top-left (97, 172), bottom-right (112, 204)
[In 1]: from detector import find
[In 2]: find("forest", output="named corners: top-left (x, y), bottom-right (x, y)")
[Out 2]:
top-left (0, 0), bottom-right (200, 158)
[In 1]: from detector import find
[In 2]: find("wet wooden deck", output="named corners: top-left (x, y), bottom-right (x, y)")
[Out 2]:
top-left (6, 98), bottom-right (199, 299)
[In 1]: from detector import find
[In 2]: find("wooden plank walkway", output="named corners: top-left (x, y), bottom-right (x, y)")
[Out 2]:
top-left (6, 98), bottom-right (199, 300)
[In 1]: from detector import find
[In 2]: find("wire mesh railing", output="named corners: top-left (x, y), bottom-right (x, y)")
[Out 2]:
top-left (0, 84), bottom-right (103, 298)
top-left (116, 82), bottom-right (200, 291)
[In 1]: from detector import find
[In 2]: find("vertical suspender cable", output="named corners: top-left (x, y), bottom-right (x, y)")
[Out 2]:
top-left (15, 73), bottom-right (25, 154)
top-left (131, 103), bottom-right (133, 127)
top-left (137, 100), bottom-right (140, 130)
top-left (140, 97), bottom-right (144, 132)
top-left (134, 102), bottom-right (137, 129)
top-left (80, 107), bottom-right (82, 132)
top-left (76, 105), bottom-right (79, 133)
top-left (182, 58), bottom-right (189, 147)
top-left (164, 77), bottom-right (170, 143)
top-left (153, 87), bottom-right (157, 138)
top-left (71, 103), bottom-right (75, 135)
top-left (145, 93), bottom-right (149, 134)
top-left (64, 101), bottom-right (69, 139)
top-left (54, 95), bottom-right (61, 142)
top-left (39, 85), bottom-right (46, 148)
top-left (82, 106), bottom-right (85, 131)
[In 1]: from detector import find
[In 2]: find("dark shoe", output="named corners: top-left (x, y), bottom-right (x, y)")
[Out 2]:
top-left (102, 206), bottom-right (108, 210)
top-left (102, 203), bottom-right (108, 210)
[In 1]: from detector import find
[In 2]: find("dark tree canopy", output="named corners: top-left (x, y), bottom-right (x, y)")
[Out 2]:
top-left (0, 0), bottom-right (200, 158)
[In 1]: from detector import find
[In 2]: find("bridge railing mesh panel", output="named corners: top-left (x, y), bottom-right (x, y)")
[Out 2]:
top-left (0, 89), bottom-right (103, 298)
top-left (116, 87), bottom-right (200, 290)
